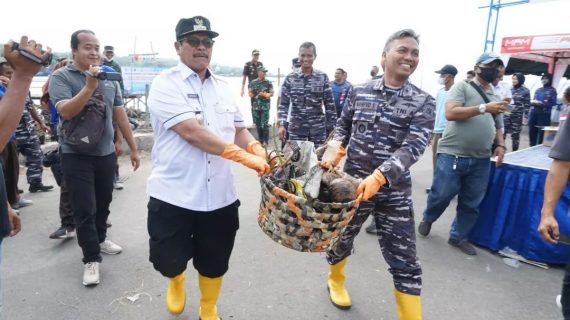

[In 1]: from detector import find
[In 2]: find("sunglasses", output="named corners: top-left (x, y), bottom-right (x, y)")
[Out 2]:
top-left (181, 37), bottom-right (215, 48)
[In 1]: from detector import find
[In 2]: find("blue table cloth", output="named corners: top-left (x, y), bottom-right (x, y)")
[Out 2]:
top-left (469, 145), bottom-right (570, 265)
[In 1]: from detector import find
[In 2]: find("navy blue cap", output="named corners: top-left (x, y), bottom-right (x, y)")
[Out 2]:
top-left (292, 57), bottom-right (301, 67)
top-left (435, 64), bottom-right (458, 76)
top-left (475, 52), bottom-right (504, 66)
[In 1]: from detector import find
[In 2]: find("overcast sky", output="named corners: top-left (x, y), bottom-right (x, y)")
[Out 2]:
top-left (3, 0), bottom-right (568, 94)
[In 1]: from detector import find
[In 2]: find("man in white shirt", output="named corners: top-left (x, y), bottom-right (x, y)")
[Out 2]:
top-left (146, 16), bottom-right (269, 319)
top-left (492, 67), bottom-right (512, 142)
top-left (492, 66), bottom-right (512, 104)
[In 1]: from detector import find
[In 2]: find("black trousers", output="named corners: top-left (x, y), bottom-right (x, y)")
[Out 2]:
top-left (49, 154), bottom-right (74, 228)
top-left (528, 110), bottom-right (551, 146)
top-left (562, 261), bottom-right (570, 319)
top-left (147, 197), bottom-right (240, 278)
top-left (61, 153), bottom-right (116, 263)
top-left (58, 177), bottom-right (74, 228)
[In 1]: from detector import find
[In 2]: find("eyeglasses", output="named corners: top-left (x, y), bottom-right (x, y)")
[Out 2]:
top-left (181, 37), bottom-right (215, 48)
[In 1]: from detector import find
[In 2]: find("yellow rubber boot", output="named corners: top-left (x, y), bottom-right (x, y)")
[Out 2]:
top-left (198, 274), bottom-right (223, 320)
top-left (394, 289), bottom-right (422, 320)
top-left (166, 273), bottom-right (186, 315)
top-left (327, 258), bottom-right (352, 309)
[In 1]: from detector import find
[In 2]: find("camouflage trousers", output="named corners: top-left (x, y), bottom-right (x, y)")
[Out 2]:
top-left (503, 106), bottom-right (524, 151)
top-left (16, 134), bottom-right (44, 185)
top-left (252, 108), bottom-right (270, 145)
top-left (288, 120), bottom-right (326, 149)
top-left (251, 107), bottom-right (269, 128)
top-left (327, 191), bottom-right (422, 295)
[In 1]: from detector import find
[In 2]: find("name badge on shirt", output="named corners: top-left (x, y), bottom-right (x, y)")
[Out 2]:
top-left (354, 101), bottom-right (377, 113)
top-left (187, 93), bottom-right (199, 100)
top-left (394, 103), bottom-right (414, 117)
top-left (311, 85), bottom-right (324, 93)
top-left (291, 79), bottom-right (304, 88)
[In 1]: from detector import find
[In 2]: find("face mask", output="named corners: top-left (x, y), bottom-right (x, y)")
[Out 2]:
top-left (438, 77), bottom-right (446, 85)
top-left (542, 79), bottom-right (549, 86)
top-left (478, 67), bottom-right (499, 83)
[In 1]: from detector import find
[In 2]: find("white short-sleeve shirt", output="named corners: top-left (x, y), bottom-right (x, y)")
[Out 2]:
top-left (147, 62), bottom-right (245, 211)
top-left (494, 81), bottom-right (513, 101)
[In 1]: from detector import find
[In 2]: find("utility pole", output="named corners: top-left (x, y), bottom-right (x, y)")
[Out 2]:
top-left (479, 0), bottom-right (529, 52)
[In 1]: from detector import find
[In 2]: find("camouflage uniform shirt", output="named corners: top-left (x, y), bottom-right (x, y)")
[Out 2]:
top-left (278, 69), bottom-right (337, 133)
top-left (15, 93), bottom-right (37, 142)
top-left (249, 78), bottom-right (274, 110)
top-left (103, 59), bottom-right (124, 93)
top-left (334, 77), bottom-right (435, 191)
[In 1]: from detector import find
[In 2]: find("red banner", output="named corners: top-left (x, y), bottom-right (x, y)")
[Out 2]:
top-left (501, 33), bottom-right (570, 54)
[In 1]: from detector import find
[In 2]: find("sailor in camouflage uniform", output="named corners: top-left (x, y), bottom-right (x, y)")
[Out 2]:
top-left (321, 29), bottom-right (434, 320)
top-left (102, 46), bottom-right (124, 94)
top-left (248, 65), bottom-right (273, 145)
top-left (504, 73), bottom-right (530, 151)
top-left (15, 92), bottom-right (53, 193)
top-left (277, 42), bottom-right (336, 148)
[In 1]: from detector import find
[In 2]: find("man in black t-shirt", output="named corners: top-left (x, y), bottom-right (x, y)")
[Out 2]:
top-left (538, 115), bottom-right (570, 319)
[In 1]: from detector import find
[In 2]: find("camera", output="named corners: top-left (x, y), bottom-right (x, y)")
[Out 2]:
top-left (10, 42), bottom-right (53, 66)
top-left (97, 65), bottom-right (123, 81)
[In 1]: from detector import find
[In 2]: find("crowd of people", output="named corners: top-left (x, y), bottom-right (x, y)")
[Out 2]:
top-left (0, 30), bottom-right (140, 294)
top-left (1, 14), bottom-right (570, 320)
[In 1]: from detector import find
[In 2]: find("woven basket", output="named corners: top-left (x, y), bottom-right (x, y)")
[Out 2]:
top-left (258, 176), bottom-right (360, 252)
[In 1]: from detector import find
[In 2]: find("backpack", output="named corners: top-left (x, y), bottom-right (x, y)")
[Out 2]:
top-left (61, 81), bottom-right (107, 154)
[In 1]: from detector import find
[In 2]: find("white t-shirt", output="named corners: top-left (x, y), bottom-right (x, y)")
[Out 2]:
top-left (147, 62), bottom-right (245, 211)
top-left (494, 81), bottom-right (513, 101)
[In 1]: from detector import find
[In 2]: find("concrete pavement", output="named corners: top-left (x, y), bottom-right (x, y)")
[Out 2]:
top-left (2, 135), bottom-right (565, 320)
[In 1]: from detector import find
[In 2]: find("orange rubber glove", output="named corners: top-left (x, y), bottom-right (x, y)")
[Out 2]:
top-left (246, 140), bottom-right (267, 159)
top-left (260, 92), bottom-right (271, 99)
top-left (322, 146), bottom-right (347, 169)
top-left (247, 140), bottom-right (279, 168)
top-left (356, 169), bottom-right (386, 201)
top-left (221, 144), bottom-right (270, 176)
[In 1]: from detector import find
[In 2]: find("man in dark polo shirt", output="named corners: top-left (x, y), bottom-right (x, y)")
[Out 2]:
top-left (538, 116), bottom-right (570, 319)
top-left (49, 29), bottom-right (140, 287)
top-left (240, 49), bottom-right (263, 105)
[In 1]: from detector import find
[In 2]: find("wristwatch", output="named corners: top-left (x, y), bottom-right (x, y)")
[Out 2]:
top-left (478, 104), bottom-right (486, 114)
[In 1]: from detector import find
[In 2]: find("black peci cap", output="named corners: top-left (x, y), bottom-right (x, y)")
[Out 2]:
top-left (176, 16), bottom-right (219, 40)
